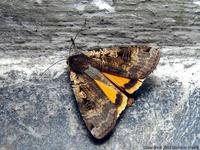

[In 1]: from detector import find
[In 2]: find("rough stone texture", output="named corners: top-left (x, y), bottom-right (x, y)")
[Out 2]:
top-left (0, 0), bottom-right (200, 149)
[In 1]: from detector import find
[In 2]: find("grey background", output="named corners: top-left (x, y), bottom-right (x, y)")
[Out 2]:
top-left (0, 0), bottom-right (200, 149)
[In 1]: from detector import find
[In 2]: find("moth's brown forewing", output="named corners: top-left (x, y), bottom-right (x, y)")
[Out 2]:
top-left (67, 46), bottom-right (160, 139)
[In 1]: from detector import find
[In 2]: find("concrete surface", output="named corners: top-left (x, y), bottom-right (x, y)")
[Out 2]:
top-left (0, 0), bottom-right (200, 149)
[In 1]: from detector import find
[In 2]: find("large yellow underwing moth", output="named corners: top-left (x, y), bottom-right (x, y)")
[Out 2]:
top-left (67, 46), bottom-right (160, 139)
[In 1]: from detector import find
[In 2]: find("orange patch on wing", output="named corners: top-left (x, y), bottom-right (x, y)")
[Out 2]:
top-left (103, 72), bottom-right (130, 86)
top-left (103, 72), bottom-right (144, 94)
top-left (94, 80), bottom-right (127, 117)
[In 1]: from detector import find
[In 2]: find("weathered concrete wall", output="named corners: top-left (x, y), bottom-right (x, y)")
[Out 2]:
top-left (0, 0), bottom-right (200, 150)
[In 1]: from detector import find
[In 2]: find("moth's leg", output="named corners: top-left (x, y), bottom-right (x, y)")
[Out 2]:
top-left (126, 98), bottom-right (134, 108)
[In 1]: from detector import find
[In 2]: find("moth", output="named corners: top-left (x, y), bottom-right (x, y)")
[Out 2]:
top-left (67, 45), bottom-right (160, 139)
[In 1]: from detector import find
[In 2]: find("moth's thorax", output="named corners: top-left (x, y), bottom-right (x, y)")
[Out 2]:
top-left (68, 54), bottom-right (91, 74)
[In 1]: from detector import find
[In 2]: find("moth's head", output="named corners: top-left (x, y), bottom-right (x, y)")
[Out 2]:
top-left (67, 54), bottom-right (90, 74)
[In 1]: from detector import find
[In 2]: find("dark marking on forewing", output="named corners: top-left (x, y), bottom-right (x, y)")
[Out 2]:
top-left (124, 79), bottom-right (137, 89)
top-left (115, 93), bottom-right (123, 107)
top-left (101, 64), bottom-right (127, 76)
top-left (83, 99), bottom-right (96, 111)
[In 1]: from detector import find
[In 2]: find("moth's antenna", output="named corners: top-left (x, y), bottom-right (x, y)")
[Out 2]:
top-left (70, 36), bottom-right (77, 53)
top-left (41, 58), bottom-right (66, 76)
top-left (69, 19), bottom-right (87, 55)
top-left (41, 19), bottom-right (87, 76)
